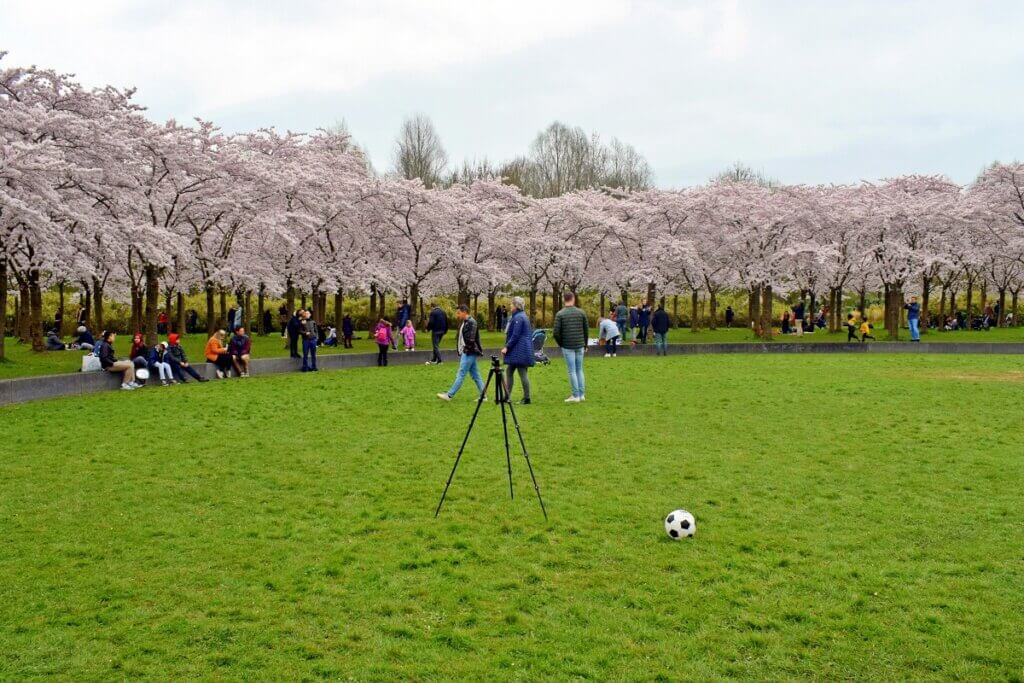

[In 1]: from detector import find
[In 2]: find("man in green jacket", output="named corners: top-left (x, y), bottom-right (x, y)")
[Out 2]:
top-left (553, 292), bottom-right (589, 403)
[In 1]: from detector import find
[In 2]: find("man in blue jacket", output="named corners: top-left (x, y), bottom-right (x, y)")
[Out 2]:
top-left (637, 302), bottom-right (651, 344)
top-left (426, 302), bottom-right (448, 365)
top-left (651, 303), bottom-right (670, 355)
top-left (904, 296), bottom-right (921, 341)
top-left (500, 296), bottom-right (535, 404)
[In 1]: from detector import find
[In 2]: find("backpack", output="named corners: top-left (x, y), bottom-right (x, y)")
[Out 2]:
top-left (375, 326), bottom-right (389, 344)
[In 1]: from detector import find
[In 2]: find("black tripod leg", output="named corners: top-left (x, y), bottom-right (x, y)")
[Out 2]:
top-left (435, 367), bottom-right (495, 517)
top-left (497, 370), bottom-right (514, 500)
top-left (504, 399), bottom-right (547, 520)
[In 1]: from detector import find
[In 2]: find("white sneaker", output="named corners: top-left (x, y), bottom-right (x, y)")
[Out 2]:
top-left (564, 396), bottom-right (580, 403)
top-left (216, 369), bottom-right (224, 379)
top-left (129, 381), bottom-right (142, 388)
top-left (436, 392), bottom-right (451, 401)
top-left (580, 395), bottom-right (586, 402)
top-left (604, 353), bottom-right (611, 358)
top-left (121, 383), bottom-right (135, 391)
top-left (612, 354), bottom-right (617, 357)
top-left (425, 361), bottom-right (433, 366)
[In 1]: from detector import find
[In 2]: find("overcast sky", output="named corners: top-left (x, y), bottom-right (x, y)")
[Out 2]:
top-left (4, 0), bottom-right (1022, 187)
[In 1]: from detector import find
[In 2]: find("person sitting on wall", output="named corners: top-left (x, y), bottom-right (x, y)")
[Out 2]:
top-left (97, 331), bottom-right (140, 390)
top-left (228, 326), bottom-right (252, 377)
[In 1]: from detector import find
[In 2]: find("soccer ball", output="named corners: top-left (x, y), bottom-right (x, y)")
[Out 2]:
top-left (664, 509), bottom-right (695, 540)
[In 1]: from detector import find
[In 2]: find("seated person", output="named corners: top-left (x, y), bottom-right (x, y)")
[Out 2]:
top-left (129, 333), bottom-right (149, 368)
top-left (205, 329), bottom-right (234, 379)
top-left (166, 333), bottom-right (206, 382)
top-left (45, 329), bottom-right (67, 351)
top-left (75, 325), bottom-right (95, 351)
top-left (97, 331), bottom-right (139, 390)
top-left (324, 326), bottom-right (338, 347)
top-left (147, 343), bottom-right (176, 385)
top-left (228, 326), bottom-right (252, 377)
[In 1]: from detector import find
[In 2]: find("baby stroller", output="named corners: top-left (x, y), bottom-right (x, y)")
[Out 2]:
top-left (532, 329), bottom-right (551, 365)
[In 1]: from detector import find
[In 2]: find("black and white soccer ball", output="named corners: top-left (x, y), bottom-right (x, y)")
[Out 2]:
top-left (664, 509), bottom-right (695, 540)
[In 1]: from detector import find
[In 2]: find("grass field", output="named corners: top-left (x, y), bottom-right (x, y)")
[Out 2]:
top-left (2, 324), bottom-right (1023, 380)
top-left (1, 354), bottom-right (1023, 679)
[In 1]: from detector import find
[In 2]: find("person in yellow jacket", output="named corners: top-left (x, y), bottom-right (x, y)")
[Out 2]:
top-left (860, 318), bottom-right (875, 342)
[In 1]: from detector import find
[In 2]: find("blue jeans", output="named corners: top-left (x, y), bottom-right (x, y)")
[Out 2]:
top-left (654, 332), bottom-right (667, 355)
top-left (447, 353), bottom-right (484, 397)
top-left (562, 347), bottom-right (585, 398)
top-left (302, 338), bottom-right (317, 370)
top-left (616, 321), bottom-right (627, 338)
top-left (909, 317), bottom-right (920, 341)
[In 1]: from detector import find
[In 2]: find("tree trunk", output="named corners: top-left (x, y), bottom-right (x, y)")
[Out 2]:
top-left (486, 291), bottom-right (496, 331)
top-left (551, 284), bottom-right (562, 317)
top-left (758, 285), bottom-right (773, 340)
top-left (690, 290), bottom-right (699, 332)
top-left (541, 292), bottom-right (547, 326)
top-left (16, 282), bottom-right (28, 341)
top-left (748, 288), bottom-right (757, 333)
top-left (965, 279), bottom-right (974, 324)
top-left (884, 284), bottom-right (902, 341)
top-left (219, 288), bottom-right (227, 329)
top-left (56, 281), bottom-right (65, 336)
top-left (980, 281), bottom-right (988, 319)
top-left (300, 292), bottom-right (307, 310)
top-left (457, 288), bottom-right (470, 307)
top-left (92, 278), bottom-right (104, 333)
top-left (599, 292), bottom-right (606, 317)
top-left (998, 288), bottom-right (1007, 327)
top-left (176, 291), bottom-right (185, 334)
top-left (244, 290), bottom-right (253, 331)
top-left (528, 287), bottom-right (538, 325)
top-left (708, 290), bottom-right (718, 330)
top-left (672, 294), bottom-right (678, 322)
top-left (130, 285), bottom-right (142, 334)
top-left (1011, 290), bottom-right (1020, 327)
top-left (921, 276), bottom-right (931, 335)
top-left (285, 282), bottom-right (296, 316)
top-left (311, 284), bottom-right (320, 325)
top-left (646, 282), bottom-right (656, 307)
top-left (333, 288), bottom-right (343, 328)
top-left (164, 288), bottom-right (173, 321)
top-left (205, 284), bottom-right (216, 334)
top-left (144, 266), bottom-right (159, 346)
top-left (0, 255), bottom-right (6, 361)
top-left (369, 285), bottom-right (378, 322)
top-left (379, 289), bottom-right (387, 324)
top-left (826, 288), bottom-right (837, 333)
top-left (29, 270), bottom-right (44, 352)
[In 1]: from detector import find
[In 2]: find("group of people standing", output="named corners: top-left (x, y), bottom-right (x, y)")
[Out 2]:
top-left (597, 300), bottom-right (671, 357)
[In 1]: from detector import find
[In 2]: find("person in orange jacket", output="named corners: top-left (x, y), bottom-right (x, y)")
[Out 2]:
top-left (205, 329), bottom-right (233, 378)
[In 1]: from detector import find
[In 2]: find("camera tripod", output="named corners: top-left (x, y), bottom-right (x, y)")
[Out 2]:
top-left (435, 356), bottom-right (547, 520)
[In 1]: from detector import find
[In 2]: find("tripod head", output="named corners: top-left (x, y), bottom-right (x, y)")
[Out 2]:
top-left (490, 355), bottom-right (502, 369)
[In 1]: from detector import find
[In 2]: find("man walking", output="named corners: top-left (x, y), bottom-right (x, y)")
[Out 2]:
top-left (615, 300), bottom-right (629, 338)
top-left (437, 305), bottom-right (485, 401)
top-left (426, 302), bottom-right (448, 365)
top-left (300, 309), bottom-right (318, 372)
top-left (638, 301), bottom-right (651, 344)
top-left (652, 303), bottom-right (670, 355)
top-left (397, 299), bottom-right (411, 330)
top-left (904, 296), bottom-right (921, 342)
top-left (553, 291), bottom-right (589, 403)
top-left (287, 308), bottom-right (302, 358)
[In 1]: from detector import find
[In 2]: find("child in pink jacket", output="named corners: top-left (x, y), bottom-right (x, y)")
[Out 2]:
top-left (401, 320), bottom-right (416, 351)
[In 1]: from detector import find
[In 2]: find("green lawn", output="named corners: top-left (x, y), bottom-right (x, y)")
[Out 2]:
top-left (1, 354), bottom-right (1023, 679)
top-left (2, 325), bottom-right (1023, 380)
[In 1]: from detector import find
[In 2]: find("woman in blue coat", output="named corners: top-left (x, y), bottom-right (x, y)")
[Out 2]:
top-left (500, 296), bottom-right (535, 404)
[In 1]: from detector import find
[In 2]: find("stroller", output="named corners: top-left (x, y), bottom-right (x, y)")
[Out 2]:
top-left (532, 329), bottom-right (551, 365)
